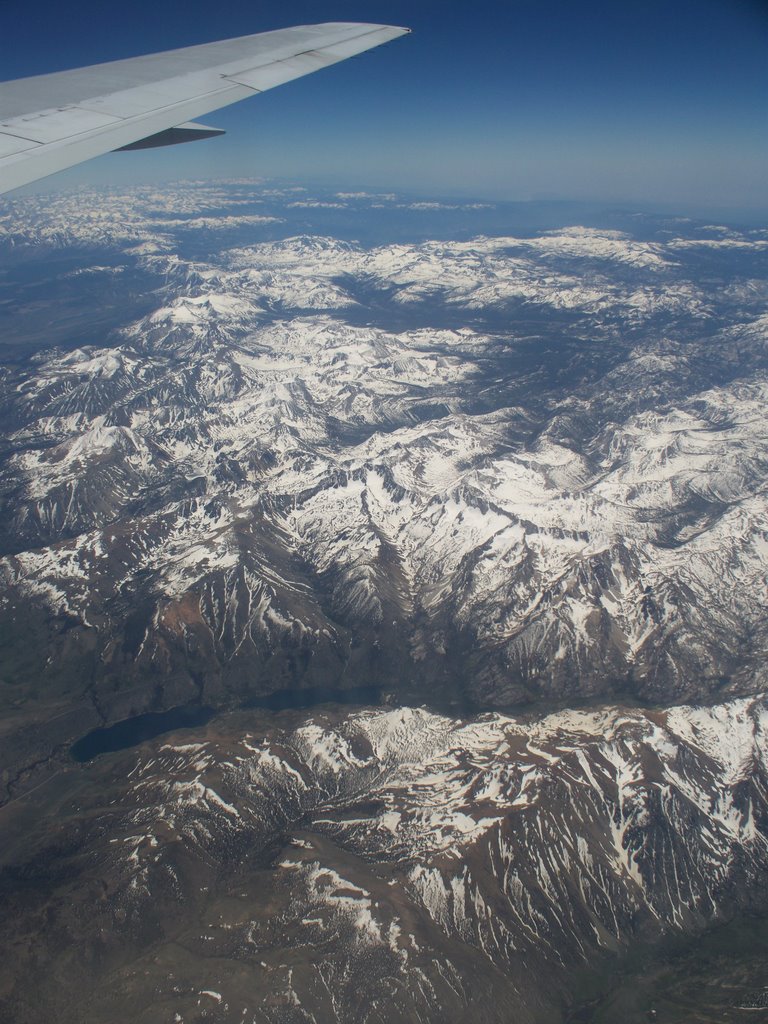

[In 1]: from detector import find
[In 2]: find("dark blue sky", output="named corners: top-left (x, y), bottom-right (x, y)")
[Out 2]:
top-left (2, 0), bottom-right (767, 211)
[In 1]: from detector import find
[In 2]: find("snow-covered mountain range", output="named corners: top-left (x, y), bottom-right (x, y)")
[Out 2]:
top-left (2, 188), bottom-right (768, 772)
top-left (1, 182), bottom-right (768, 1023)
top-left (4, 696), bottom-right (768, 1022)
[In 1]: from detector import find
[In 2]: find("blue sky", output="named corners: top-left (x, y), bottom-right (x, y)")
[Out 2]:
top-left (2, 0), bottom-right (767, 212)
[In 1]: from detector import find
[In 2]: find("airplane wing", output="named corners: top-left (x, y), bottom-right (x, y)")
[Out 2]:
top-left (0, 22), bottom-right (409, 196)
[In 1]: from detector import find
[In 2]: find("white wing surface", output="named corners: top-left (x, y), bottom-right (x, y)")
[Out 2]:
top-left (0, 22), bottom-right (408, 195)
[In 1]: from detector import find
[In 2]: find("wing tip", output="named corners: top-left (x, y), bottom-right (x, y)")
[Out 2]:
top-left (317, 22), bottom-right (411, 35)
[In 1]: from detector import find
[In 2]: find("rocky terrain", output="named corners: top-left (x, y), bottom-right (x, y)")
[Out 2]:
top-left (1, 182), bottom-right (768, 1022)
top-left (1, 186), bottom-right (768, 788)
top-left (3, 697), bottom-right (768, 1023)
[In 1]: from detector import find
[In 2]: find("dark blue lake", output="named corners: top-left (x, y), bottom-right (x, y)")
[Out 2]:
top-left (69, 685), bottom-right (383, 762)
